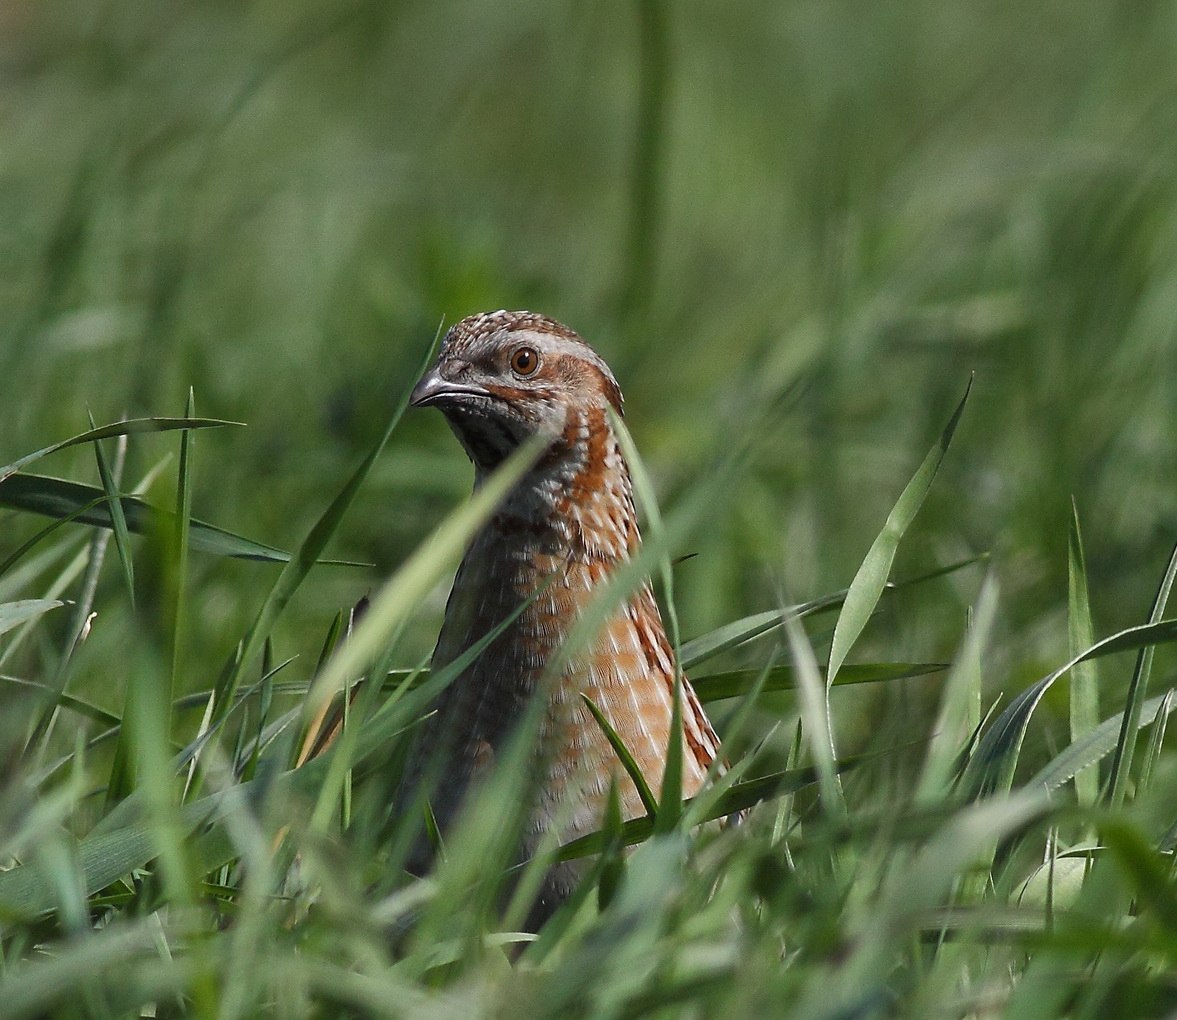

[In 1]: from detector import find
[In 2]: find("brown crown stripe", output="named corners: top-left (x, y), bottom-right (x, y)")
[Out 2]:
top-left (450, 310), bottom-right (585, 346)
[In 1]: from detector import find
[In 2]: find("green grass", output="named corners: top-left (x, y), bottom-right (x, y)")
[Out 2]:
top-left (3, 3), bottom-right (1177, 1016)
top-left (3, 388), bottom-right (1177, 1018)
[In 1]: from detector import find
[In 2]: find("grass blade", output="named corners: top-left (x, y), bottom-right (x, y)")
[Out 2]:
top-left (0, 675), bottom-right (120, 727)
top-left (1028, 689), bottom-right (1177, 794)
top-left (167, 390), bottom-right (196, 741)
top-left (581, 693), bottom-right (659, 817)
top-left (1105, 539), bottom-right (1177, 807)
top-left (0, 599), bottom-right (64, 637)
top-left (785, 607), bottom-right (845, 818)
top-left (1067, 498), bottom-right (1099, 805)
top-left (88, 412), bottom-right (134, 609)
top-left (0, 497), bottom-right (104, 577)
top-left (1135, 689), bottom-right (1174, 795)
top-left (963, 617), bottom-right (1177, 799)
top-left (827, 376), bottom-right (971, 685)
top-left (655, 672), bottom-right (684, 834)
top-left (0, 473), bottom-right (358, 564)
top-left (916, 573), bottom-right (996, 804)
top-left (679, 602), bottom-right (831, 671)
top-left (0, 416), bottom-right (239, 483)
top-left (553, 764), bottom-right (832, 860)
top-left (678, 554), bottom-right (984, 671)
top-left (690, 660), bottom-right (946, 702)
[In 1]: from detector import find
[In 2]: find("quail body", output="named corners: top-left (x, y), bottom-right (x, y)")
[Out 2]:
top-left (406, 310), bottom-right (722, 922)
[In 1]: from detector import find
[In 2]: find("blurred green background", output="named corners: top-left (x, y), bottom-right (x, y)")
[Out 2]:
top-left (3, 2), bottom-right (1175, 748)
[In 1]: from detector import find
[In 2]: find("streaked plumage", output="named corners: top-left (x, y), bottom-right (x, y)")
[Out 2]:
top-left (405, 310), bottom-right (721, 922)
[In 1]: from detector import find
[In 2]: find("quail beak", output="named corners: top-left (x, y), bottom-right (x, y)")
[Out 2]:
top-left (409, 367), bottom-right (488, 409)
top-left (409, 367), bottom-right (446, 408)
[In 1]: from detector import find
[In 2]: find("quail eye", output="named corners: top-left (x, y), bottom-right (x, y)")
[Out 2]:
top-left (509, 346), bottom-right (540, 377)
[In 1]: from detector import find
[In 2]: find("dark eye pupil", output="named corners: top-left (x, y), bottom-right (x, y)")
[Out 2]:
top-left (513, 349), bottom-right (536, 374)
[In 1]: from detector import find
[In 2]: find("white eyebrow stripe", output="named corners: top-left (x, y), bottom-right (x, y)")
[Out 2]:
top-left (514, 331), bottom-right (621, 392)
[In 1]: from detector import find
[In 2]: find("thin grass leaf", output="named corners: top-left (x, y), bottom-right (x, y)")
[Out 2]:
top-left (182, 688), bottom-right (217, 804)
top-left (307, 632), bottom-right (401, 834)
top-left (680, 712), bottom-right (772, 830)
top-left (0, 473), bottom-right (360, 564)
top-left (0, 675), bottom-right (119, 727)
top-left (1105, 538), bottom-right (1177, 807)
top-left (0, 541), bottom-right (88, 677)
top-left (0, 497), bottom-right (103, 577)
top-left (596, 780), bottom-right (626, 911)
top-left (678, 554), bottom-right (984, 671)
top-left (317, 609), bottom-right (348, 672)
top-left (1135, 689), bottom-right (1174, 795)
top-left (963, 618), bottom-right (1177, 799)
top-left (581, 693), bottom-right (658, 817)
top-left (0, 416), bottom-right (239, 483)
top-left (655, 673), bottom-right (684, 833)
top-left (167, 390), bottom-right (196, 738)
top-left (0, 541), bottom-right (79, 606)
top-left (916, 574), bottom-right (997, 804)
top-left (89, 413), bottom-right (134, 608)
top-left (1028, 689), bottom-right (1177, 795)
top-left (554, 761), bottom-right (840, 861)
top-left (691, 661), bottom-right (945, 702)
top-left (772, 720), bottom-right (805, 846)
top-left (679, 648), bottom-right (780, 831)
top-left (679, 602), bottom-right (830, 671)
top-left (0, 599), bottom-right (64, 637)
top-left (340, 676), bottom-right (353, 829)
top-left (90, 429), bottom-right (135, 807)
top-left (295, 610), bottom-right (349, 766)
top-left (122, 645), bottom-right (198, 907)
top-left (827, 376), bottom-right (971, 685)
top-left (1067, 498), bottom-right (1100, 806)
top-left (784, 609), bottom-right (845, 818)
top-left (242, 665), bottom-right (276, 785)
